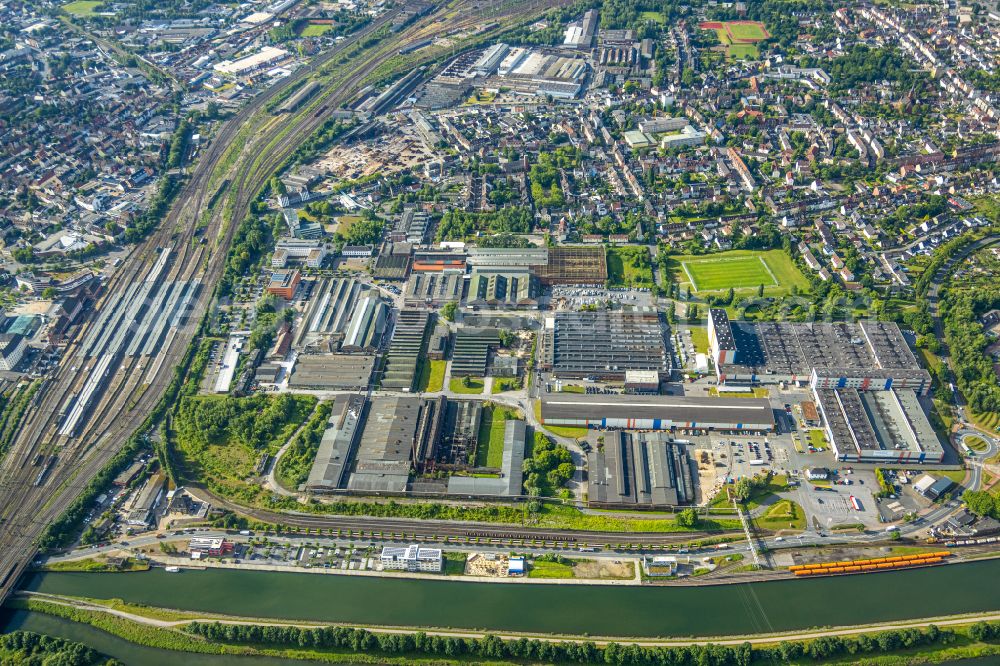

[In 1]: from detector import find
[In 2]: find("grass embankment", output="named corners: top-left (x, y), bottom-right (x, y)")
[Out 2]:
top-left (966, 436), bottom-right (989, 453)
top-left (10, 598), bottom-right (454, 665)
top-left (449, 377), bottom-right (484, 394)
top-left (39, 557), bottom-right (149, 573)
top-left (414, 359), bottom-right (446, 392)
top-left (533, 504), bottom-right (741, 533)
top-left (755, 500), bottom-right (806, 531)
top-left (15, 594), bottom-right (1000, 666)
top-left (970, 409), bottom-right (1000, 434)
top-left (938, 469), bottom-right (968, 485)
top-left (527, 560), bottom-right (575, 579)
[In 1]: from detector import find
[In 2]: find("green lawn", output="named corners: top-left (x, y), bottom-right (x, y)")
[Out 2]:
top-left (415, 359), bottom-right (446, 392)
top-left (807, 429), bottom-right (828, 449)
top-left (606, 246), bottom-right (654, 288)
top-left (727, 44), bottom-right (759, 60)
top-left (494, 376), bottom-right (521, 392)
top-left (938, 469), bottom-right (967, 485)
top-left (63, 0), bottom-right (102, 15)
top-left (442, 552), bottom-right (467, 575)
top-left (689, 326), bottom-right (709, 354)
top-left (333, 214), bottom-right (363, 236)
top-left (559, 384), bottom-right (585, 394)
top-left (528, 560), bottom-right (575, 578)
top-left (449, 376), bottom-right (484, 394)
top-left (669, 249), bottom-right (809, 296)
top-left (300, 23), bottom-right (333, 37)
top-left (711, 387), bottom-right (769, 398)
top-left (536, 503), bottom-right (742, 533)
top-left (475, 406), bottom-right (515, 468)
top-left (709, 474), bottom-right (790, 509)
top-left (639, 10), bottom-right (666, 23)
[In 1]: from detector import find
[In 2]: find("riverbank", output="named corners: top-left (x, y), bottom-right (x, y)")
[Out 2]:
top-left (6, 592), bottom-right (1000, 666)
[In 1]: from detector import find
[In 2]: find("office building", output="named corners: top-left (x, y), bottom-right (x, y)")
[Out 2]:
top-left (380, 545), bottom-right (442, 572)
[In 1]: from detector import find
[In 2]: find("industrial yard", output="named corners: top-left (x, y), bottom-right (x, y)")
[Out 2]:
top-left (4, 3), bottom-right (1000, 662)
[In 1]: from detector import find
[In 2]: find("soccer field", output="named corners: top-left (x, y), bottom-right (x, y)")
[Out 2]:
top-left (727, 22), bottom-right (769, 41)
top-left (63, 0), bottom-right (102, 15)
top-left (683, 256), bottom-right (776, 291)
top-left (671, 249), bottom-right (810, 295)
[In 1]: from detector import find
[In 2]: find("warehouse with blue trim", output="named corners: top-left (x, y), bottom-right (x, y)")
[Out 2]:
top-left (539, 393), bottom-right (775, 433)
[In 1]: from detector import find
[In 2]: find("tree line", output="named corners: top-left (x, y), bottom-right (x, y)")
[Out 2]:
top-left (0, 630), bottom-right (118, 666)
top-left (187, 619), bottom-right (967, 665)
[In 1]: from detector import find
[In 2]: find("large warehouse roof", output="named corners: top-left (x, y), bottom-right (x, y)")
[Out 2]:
top-left (540, 393), bottom-right (775, 430)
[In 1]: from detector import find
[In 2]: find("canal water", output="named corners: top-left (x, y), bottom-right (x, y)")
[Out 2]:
top-left (19, 558), bottom-right (1000, 638)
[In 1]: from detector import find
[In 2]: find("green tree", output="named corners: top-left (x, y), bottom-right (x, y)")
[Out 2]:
top-left (675, 507), bottom-right (699, 528)
top-left (733, 477), bottom-right (754, 502)
top-left (962, 490), bottom-right (998, 518)
top-left (441, 301), bottom-right (458, 322)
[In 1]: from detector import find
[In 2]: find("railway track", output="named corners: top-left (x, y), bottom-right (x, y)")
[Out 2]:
top-left (0, 0), bottom-right (570, 603)
top-left (191, 486), bottom-right (728, 547)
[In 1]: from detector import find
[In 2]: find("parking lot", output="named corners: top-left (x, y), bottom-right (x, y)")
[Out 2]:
top-left (547, 287), bottom-right (654, 310)
top-left (241, 541), bottom-right (377, 571)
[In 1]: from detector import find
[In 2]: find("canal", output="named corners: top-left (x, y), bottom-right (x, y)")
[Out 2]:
top-left (19, 558), bottom-right (1000, 638)
top-left (0, 609), bottom-right (320, 666)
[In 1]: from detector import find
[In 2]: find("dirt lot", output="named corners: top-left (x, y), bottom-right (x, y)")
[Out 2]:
top-left (693, 448), bottom-right (718, 504)
top-left (574, 559), bottom-right (635, 580)
top-left (316, 129), bottom-right (434, 181)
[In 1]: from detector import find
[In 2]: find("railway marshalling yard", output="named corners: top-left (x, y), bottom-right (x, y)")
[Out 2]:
top-left (0, 0), bottom-right (573, 605)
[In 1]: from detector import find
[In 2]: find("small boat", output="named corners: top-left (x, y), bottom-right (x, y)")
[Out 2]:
top-left (164, 566), bottom-right (181, 573)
